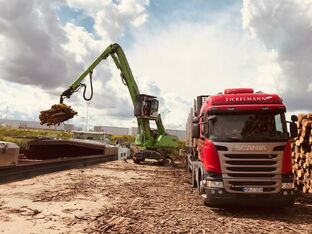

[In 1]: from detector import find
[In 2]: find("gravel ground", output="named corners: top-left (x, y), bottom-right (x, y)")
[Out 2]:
top-left (0, 160), bottom-right (311, 233)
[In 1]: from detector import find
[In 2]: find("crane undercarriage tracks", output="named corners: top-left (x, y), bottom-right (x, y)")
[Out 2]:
top-left (0, 154), bottom-right (117, 185)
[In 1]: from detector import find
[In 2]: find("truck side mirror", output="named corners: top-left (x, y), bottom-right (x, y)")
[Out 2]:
top-left (290, 122), bottom-right (298, 138)
top-left (291, 115), bottom-right (298, 122)
top-left (192, 123), bottom-right (200, 139)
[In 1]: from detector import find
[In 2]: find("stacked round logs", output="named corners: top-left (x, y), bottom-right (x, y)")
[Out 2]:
top-left (292, 113), bottom-right (312, 194)
top-left (39, 104), bottom-right (77, 126)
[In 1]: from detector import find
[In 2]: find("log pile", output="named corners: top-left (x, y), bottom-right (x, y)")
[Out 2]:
top-left (292, 113), bottom-right (312, 194)
top-left (39, 103), bottom-right (77, 126)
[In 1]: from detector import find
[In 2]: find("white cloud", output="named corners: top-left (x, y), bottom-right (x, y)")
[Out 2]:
top-left (0, 80), bottom-right (61, 122)
top-left (0, 0), bottom-right (150, 128)
top-left (127, 22), bottom-right (279, 127)
top-left (66, 0), bottom-right (149, 41)
top-left (57, 0), bottom-right (150, 128)
top-left (242, 0), bottom-right (312, 111)
top-left (0, 0), bottom-right (82, 89)
top-left (1, 0), bottom-right (310, 131)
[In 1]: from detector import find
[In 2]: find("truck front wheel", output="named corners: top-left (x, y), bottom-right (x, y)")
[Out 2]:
top-left (198, 173), bottom-right (204, 194)
top-left (203, 198), bottom-right (216, 207)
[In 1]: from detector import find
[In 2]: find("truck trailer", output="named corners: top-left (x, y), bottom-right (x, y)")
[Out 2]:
top-left (186, 88), bottom-right (298, 206)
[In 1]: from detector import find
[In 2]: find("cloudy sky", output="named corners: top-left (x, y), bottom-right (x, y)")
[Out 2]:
top-left (0, 0), bottom-right (311, 130)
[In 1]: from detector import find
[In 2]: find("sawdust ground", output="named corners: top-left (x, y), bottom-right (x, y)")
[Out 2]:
top-left (0, 160), bottom-right (311, 234)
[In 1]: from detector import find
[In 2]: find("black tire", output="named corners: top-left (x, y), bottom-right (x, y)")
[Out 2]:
top-left (133, 158), bottom-right (141, 164)
top-left (191, 170), bottom-right (197, 188)
top-left (203, 198), bottom-right (217, 207)
top-left (187, 159), bottom-right (192, 173)
top-left (282, 199), bottom-right (295, 208)
top-left (198, 170), bottom-right (204, 194)
top-left (158, 160), bottom-right (164, 166)
top-left (159, 158), bottom-right (170, 166)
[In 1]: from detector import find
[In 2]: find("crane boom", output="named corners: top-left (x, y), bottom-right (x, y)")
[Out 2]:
top-left (55, 43), bottom-right (178, 159)
top-left (60, 43), bottom-right (139, 105)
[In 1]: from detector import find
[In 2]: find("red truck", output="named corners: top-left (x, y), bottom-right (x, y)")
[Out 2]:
top-left (186, 88), bottom-right (298, 206)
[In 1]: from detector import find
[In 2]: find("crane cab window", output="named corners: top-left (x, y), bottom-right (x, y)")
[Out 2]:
top-left (135, 94), bottom-right (159, 118)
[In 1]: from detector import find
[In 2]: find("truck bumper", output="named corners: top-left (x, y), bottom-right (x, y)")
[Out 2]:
top-left (203, 188), bottom-right (295, 207)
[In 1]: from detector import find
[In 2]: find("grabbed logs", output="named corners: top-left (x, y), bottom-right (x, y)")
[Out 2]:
top-left (39, 103), bottom-right (77, 126)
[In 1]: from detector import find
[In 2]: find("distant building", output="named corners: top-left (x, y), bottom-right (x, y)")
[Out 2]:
top-left (1, 118), bottom-right (186, 140)
top-left (94, 125), bottom-right (129, 135)
top-left (166, 129), bottom-right (186, 141)
top-left (128, 126), bottom-right (186, 140)
top-left (129, 126), bottom-right (138, 135)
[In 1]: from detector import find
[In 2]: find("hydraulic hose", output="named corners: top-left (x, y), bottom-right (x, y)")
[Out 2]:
top-left (82, 71), bottom-right (94, 101)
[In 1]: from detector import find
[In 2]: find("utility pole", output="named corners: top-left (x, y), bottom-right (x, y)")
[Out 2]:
top-left (86, 102), bottom-right (90, 131)
top-left (5, 106), bottom-right (8, 125)
top-left (81, 116), bottom-right (85, 131)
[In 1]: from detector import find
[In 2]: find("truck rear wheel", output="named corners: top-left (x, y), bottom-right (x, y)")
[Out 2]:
top-left (187, 158), bottom-right (192, 173)
top-left (191, 170), bottom-right (197, 188)
top-left (198, 174), bottom-right (204, 194)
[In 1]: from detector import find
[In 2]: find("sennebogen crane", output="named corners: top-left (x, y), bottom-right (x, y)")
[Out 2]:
top-left (40, 43), bottom-right (178, 165)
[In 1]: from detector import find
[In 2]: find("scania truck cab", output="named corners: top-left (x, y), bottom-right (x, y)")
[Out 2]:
top-left (187, 88), bottom-right (298, 206)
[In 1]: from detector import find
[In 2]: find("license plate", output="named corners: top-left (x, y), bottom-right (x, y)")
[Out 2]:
top-left (243, 187), bottom-right (263, 193)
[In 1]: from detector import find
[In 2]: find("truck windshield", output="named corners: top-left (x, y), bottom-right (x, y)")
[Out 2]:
top-left (208, 112), bottom-right (288, 142)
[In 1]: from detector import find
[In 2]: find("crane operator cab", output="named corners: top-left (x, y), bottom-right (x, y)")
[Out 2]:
top-left (134, 94), bottom-right (159, 119)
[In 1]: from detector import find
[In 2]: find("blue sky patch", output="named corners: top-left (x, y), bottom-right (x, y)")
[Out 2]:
top-left (56, 5), bottom-right (95, 34)
top-left (149, 0), bottom-right (241, 25)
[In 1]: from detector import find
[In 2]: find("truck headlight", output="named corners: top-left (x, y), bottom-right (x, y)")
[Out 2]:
top-left (282, 183), bottom-right (294, 189)
top-left (202, 180), bottom-right (224, 188)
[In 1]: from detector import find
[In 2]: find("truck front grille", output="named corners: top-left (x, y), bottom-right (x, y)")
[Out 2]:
top-left (224, 154), bottom-right (277, 160)
top-left (227, 173), bottom-right (276, 178)
top-left (223, 154), bottom-right (278, 177)
top-left (220, 153), bottom-right (282, 194)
